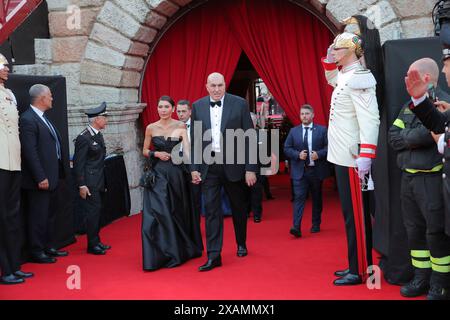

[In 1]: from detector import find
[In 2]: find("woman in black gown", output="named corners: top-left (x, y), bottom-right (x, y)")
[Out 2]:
top-left (141, 96), bottom-right (203, 271)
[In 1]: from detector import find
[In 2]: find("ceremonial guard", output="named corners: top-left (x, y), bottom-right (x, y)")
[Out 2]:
top-left (0, 54), bottom-right (34, 284)
top-left (321, 16), bottom-right (381, 285)
top-left (73, 102), bottom-right (111, 255)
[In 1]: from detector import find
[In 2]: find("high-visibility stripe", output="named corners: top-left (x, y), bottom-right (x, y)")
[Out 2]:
top-left (411, 250), bottom-right (430, 258)
top-left (431, 256), bottom-right (450, 265)
top-left (405, 164), bottom-right (443, 174)
top-left (412, 258), bottom-right (431, 269)
top-left (393, 119), bottom-right (405, 129)
top-left (432, 263), bottom-right (450, 273)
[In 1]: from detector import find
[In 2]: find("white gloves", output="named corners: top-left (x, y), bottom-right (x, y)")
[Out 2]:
top-left (325, 47), bottom-right (335, 63)
top-left (355, 157), bottom-right (372, 179)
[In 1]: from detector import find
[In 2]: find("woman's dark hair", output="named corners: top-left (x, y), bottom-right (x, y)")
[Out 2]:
top-left (158, 95), bottom-right (175, 107)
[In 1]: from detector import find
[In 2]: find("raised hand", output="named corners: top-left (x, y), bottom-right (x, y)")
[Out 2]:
top-left (405, 69), bottom-right (428, 99)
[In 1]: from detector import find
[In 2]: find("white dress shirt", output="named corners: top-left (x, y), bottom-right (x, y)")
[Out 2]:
top-left (302, 123), bottom-right (315, 166)
top-left (89, 125), bottom-right (99, 135)
top-left (210, 96), bottom-right (224, 152)
top-left (437, 134), bottom-right (445, 154)
top-left (185, 118), bottom-right (191, 143)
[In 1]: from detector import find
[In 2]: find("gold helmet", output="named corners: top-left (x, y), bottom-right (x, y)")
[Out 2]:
top-left (332, 32), bottom-right (363, 58)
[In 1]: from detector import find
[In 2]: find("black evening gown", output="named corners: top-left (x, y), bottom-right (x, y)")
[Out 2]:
top-left (142, 136), bottom-right (203, 271)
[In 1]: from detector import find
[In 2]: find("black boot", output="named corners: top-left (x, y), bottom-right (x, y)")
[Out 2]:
top-left (427, 285), bottom-right (450, 300)
top-left (400, 269), bottom-right (431, 298)
top-left (427, 272), bottom-right (450, 300)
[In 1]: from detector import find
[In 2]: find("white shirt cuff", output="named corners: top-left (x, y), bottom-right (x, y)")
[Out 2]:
top-left (411, 94), bottom-right (427, 106)
top-left (79, 185), bottom-right (88, 189)
top-left (437, 134), bottom-right (445, 154)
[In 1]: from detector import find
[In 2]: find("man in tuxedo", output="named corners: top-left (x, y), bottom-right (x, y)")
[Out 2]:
top-left (20, 84), bottom-right (68, 263)
top-left (0, 54), bottom-right (34, 284)
top-left (190, 72), bottom-right (257, 271)
top-left (73, 102), bottom-right (111, 255)
top-left (284, 104), bottom-right (329, 237)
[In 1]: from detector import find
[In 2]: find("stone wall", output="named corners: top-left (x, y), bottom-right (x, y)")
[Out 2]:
top-left (13, 0), bottom-right (436, 214)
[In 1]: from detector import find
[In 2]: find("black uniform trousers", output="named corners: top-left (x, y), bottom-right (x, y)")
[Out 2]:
top-left (0, 169), bottom-right (22, 275)
top-left (401, 172), bottom-right (450, 285)
top-left (335, 165), bottom-right (373, 276)
top-left (202, 163), bottom-right (249, 259)
top-left (22, 188), bottom-right (57, 256)
top-left (82, 190), bottom-right (104, 248)
top-left (249, 174), bottom-right (263, 218)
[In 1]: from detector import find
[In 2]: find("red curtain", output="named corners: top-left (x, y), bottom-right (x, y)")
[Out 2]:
top-left (140, 1), bottom-right (242, 126)
top-left (141, 0), bottom-right (334, 127)
top-left (223, 0), bottom-right (334, 126)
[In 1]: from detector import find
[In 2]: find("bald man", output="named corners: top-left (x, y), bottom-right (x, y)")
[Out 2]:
top-left (389, 58), bottom-right (450, 299)
top-left (190, 72), bottom-right (257, 271)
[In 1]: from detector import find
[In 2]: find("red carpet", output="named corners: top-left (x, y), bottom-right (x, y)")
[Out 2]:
top-left (1, 172), bottom-right (412, 300)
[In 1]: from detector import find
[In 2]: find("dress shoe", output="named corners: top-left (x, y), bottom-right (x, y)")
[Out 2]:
top-left (310, 225), bottom-right (320, 233)
top-left (30, 252), bottom-right (56, 264)
top-left (14, 270), bottom-right (34, 279)
top-left (98, 242), bottom-right (111, 250)
top-left (0, 274), bottom-right (25, 285)
top-left (334, 268), bottom-right (350, 277)
top-left (289, 227), bottom-right (301, 238)
top-left (87, 245), bottom-right (106, 255)
top-left (45, 248), bottom-right (68, 257)
top-left (237, 245), bottom-right (248, 257)
top-left (333, 273), bottom-right (362, 286)
top-left (400, 276), bottom-right (430, 297)
top-left (199, 257), bottom-right (222, 271)
top-left (426, 285), bottom-right (450, 300)
top-left (253, 216), bottom-right (261, 223)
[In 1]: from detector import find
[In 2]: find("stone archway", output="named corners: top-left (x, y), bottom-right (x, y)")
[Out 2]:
top-left (15, 0), bottom-right (434, 213)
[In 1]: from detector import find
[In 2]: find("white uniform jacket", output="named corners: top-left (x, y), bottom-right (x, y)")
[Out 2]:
top-left (0, 85), bottom-right (20, 171)
top-left (322, 58), bottom-right (380, 168)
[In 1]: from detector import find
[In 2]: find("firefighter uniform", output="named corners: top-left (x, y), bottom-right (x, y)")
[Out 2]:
top-left (389, 101), bottom-right (450, 299)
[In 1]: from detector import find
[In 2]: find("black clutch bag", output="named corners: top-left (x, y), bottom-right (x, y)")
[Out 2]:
top-left (140, 158), bottom-right (156, 188)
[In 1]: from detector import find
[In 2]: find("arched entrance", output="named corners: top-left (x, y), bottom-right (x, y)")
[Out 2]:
top-left (139, 0), bottom-right (336, 127)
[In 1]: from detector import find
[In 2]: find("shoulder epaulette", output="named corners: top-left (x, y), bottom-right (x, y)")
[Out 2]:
top-left (348, 69), bottom-right (377, 90)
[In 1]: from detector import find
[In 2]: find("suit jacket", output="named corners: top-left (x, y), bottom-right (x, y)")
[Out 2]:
top-left (19, 107), bottom-right (61, 190)
top-left (73, 126), bottom-right (106, 192)
top-left (190, 93), bottom-right (257, 181)
top-left (284, 124), bottom-right (330, 180)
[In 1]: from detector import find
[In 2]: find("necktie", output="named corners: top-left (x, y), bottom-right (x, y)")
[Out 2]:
top-left (303, 127), bottom-right (310, 166)
top-left (210, 100), bottom-right (222, 108)
top-left (43, 115), bottom-right (61, 160)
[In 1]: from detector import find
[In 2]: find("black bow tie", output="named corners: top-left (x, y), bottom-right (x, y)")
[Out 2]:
top-left (210, 100), bottom-right (222, 108)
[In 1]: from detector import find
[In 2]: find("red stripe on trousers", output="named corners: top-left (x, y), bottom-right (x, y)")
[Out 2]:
top-left (348, 168), bottom-right (368, 280)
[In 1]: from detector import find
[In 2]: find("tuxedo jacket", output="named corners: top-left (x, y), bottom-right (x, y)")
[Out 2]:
top-left (190, 93), bottom-right (257, 181)
top-left (284, 124), bottom-right (330, 180)
top-left (19, 108), bottom-right (61, 191)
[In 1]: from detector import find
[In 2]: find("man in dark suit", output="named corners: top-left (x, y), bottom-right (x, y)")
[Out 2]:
top-left (20, 84), bottom-right (68, 263)
top-left (284, 104), bottom-right (329, 237)
top-left (73, 102), bottom-right (111, 255)
top-left (190, 72), bottom-right (257, 271)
